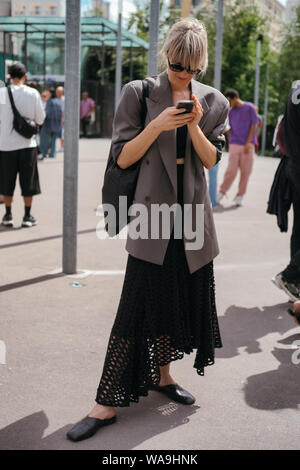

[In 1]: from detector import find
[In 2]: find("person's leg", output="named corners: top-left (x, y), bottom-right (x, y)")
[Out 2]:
top-left (49, 132), bottom-right (57, 158)
top-left (39, 127), bottom-right (50, 158)
top-left (219, 144), bottom-right (240, 195)
top-left (0, 150), bottom-right (18, 225)
top-left (82, 117), bottom-right (87, 137)
top-left (61, 126), bottom-right (64, 149)
top-left (237, 143), bottom-right (255, 197)
top-left (19, 148), bottom-right (41, 226)
top-left (208, 162), bottom-right (219, 207)
top-left (158, 363), bottom-right (177, 386)
top-left (281, 166), bottom-right (300, 282)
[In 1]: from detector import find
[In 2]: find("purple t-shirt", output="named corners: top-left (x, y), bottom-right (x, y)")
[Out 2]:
top-left (228, 102), bottom-right (260, 145)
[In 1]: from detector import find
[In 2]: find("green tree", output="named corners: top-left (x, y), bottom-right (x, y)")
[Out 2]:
top-left (274, 4), bottom-right (300, 117)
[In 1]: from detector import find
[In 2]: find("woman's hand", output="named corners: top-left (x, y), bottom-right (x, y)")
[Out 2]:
top-left (187, 93), bottom-right (204, 130)
top-left (151, 106), bottom-right (194, 132)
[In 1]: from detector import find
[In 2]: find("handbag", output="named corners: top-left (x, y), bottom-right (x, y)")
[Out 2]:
top-left (102, 79), bottom-right (149, 237)
top-left (7, 85), bottom-right (39, 139)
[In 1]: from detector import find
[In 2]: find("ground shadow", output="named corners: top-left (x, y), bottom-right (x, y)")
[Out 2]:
top-left (217, 304), bottom-right (300, 411)
top-left (243, 343), bottom-right (300, 410)
top-left (0, 397), bottom-right (199, 450)
top-left (212, 203), bottom-right (241, 213)
top-left (0, 228), bottom-right (95, 250)
top-left (216, 303), bottom-right (294, 359)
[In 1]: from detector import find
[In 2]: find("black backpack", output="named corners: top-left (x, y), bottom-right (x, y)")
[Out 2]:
top-left (7, 85), bottom-right (39, 139)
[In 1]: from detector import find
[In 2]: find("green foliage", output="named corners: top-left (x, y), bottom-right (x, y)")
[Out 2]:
top-left (274, 4), bottom-right (300, 117)
top-left (82, 0), bottom-right (300, 142)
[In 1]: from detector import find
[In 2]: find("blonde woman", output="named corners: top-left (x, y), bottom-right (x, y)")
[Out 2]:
top-left (67, 17), bottom-right (230, 442)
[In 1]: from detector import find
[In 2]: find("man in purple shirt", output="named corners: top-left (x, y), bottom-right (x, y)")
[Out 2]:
top-left (217, 89), bottom-right (260, 206)
top-left (80, 91), bottom-right (95, 138)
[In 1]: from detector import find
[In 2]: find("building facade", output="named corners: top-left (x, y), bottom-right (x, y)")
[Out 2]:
top-left (285, 0), bottom-right (300, 22)
top-left (169, 0), bottom-right (286, 49)
top-left (92, 0), bottom-right (110, 19)
top-left (11, 0), bottom-right (65, 17)
top-left (248, 0), bottom-right (285, 47)
top-left (170, 0), bottom-right (201, 18)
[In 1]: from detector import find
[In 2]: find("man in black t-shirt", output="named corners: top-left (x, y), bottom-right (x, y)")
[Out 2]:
top-left (272, 82), bottom-right (300, 302)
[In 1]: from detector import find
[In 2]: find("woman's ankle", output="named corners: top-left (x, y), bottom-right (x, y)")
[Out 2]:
top-left (158, 374), bottom-right (177, 386)
top-left (88, 403), bottom-right (116, 419)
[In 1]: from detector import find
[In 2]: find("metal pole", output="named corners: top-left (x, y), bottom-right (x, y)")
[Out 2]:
top-left (148, 0), bottom-right (160, 76)
top-left (129, 42), bottom-right (133, 81)
top-left (214, 0), bottom-right (224, 91)
top-left (43, 32), bottom-right (46, 84)
top-left (62, 0), bottom-right (81, 274)
top-left (101, 25), bottom-right (105, 86)
top-left (254, 35), bottom-right (262, 108)
top-left (261, 64), bottom-right (269, 157)
top-left (143, 48), bottom-right (146, 77)
top-left (114, 0), bottom-right (123, 113)
top-left (3, 32), bottom-right (6, 83)
top-left (24, 22), bottom-right (27, 71)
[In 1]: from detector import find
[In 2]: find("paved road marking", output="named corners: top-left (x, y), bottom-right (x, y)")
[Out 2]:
top-left (47, 261), bottom-right (285, 278)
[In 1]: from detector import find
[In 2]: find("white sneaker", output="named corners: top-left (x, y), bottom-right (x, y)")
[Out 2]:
top-left (37, 153), bottom-right (44, 160)
top-left (216, 192), bottom-right (225, 204)
top-left (234, 195), bottom-right (243, 206)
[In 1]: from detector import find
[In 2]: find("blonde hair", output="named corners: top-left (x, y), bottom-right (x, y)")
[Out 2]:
top-left (159, 17), bottom-right (208, 75)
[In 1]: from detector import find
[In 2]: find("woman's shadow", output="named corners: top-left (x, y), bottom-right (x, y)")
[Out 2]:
top-left (0, 397), bottom-right (199, 450)
top-left (216, 302), bottom-right (300, 411)
top-left (216, 302), bottom-right (295, 358)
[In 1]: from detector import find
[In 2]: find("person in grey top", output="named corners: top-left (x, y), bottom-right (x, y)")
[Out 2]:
top-left (67, 18), bottom-right (229, 443)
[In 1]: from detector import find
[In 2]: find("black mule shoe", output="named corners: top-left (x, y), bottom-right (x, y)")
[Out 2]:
top-left (66, 415), bottom-right (117, 442)
top-left (150, 383), bottom-right (196, 405)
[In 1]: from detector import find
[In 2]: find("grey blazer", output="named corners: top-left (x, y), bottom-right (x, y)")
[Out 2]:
top-left (110, 68), bottom-right (230, 274)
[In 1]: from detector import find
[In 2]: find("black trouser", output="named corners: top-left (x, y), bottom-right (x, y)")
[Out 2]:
top-left (282, 163), bottom-right (300, 282)
top-left (81, 116), bottom-right (91, 137)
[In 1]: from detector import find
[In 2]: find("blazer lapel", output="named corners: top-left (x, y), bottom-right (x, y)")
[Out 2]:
top-left (145, 69), bottom-right (211, 205)
top-left (146, 69), bottom-right (177, 196)
top-left (184, 78), bottom-right (211, 207)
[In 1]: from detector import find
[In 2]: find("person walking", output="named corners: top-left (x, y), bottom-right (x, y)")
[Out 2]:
top-left (37, 89), bottom-right (50, 160)
top-left (80, 91), bottom-right (95, 138)
top-left (272, 82), bottom-right (300, 302)
top-left (0, 62), bottom-right (45, 228)
top-left (38, 88), bottom-right (62, 159)
top-left (217, 89), bottom-right (260, 207)
top-left (55, 86), bottom-right (65, 152)
top-left (67, 18), bottom-right (230, 442)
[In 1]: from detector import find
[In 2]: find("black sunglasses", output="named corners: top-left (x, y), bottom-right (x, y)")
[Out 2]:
top-left (167, 57), bottom-right (202, 76)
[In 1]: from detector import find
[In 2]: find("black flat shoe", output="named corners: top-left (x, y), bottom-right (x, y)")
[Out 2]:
top-left (66, 415), bottom-right (117, 442)
top-left (150, 383), bottom-right (196, 405)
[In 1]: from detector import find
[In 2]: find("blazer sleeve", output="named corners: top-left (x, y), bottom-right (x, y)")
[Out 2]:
top-left (110, 82), bottom-right (143, 165)
top-left (205, 99), bottom-right (230, 167)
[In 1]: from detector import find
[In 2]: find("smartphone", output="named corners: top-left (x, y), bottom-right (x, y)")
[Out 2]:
top-left (176, 100), bottom-right (194, 114)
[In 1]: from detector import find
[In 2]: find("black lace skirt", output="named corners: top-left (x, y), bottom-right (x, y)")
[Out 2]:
top-left (95, 164), bottom-right (222, 407)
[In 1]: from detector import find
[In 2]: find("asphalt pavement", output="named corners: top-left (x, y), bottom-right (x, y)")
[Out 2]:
top-left (0, 138), bottom-right (299, 450)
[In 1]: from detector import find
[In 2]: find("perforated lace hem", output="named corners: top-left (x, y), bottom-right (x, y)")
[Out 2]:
top-left (95, 330), bottom-right (222, 408)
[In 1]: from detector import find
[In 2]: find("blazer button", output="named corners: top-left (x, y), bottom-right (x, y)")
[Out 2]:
top-left (146, 159), bottom-right (150, 165)
top-left (145, 195), bottom-right (150, 201)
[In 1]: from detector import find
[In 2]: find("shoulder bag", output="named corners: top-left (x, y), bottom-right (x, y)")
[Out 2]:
top-left (102, 79), bottom-right (149, 237)
top-left (7, 85), bottom-right (39, 139)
